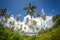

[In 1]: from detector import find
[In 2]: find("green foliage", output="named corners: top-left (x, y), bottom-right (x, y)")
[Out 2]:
top-left (24, 3), bottom-right (36, 18)
top-left (0, 8), bottom-right (60, 40)
top-left (0, 25), bottom-right (22, 40)
top-left (0, 8), bottom-right (7, 16)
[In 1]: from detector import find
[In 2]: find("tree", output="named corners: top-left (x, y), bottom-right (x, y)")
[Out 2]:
top-left (24, 27), bottom-right (26, 30)
top-left (25, 17), bottom-right (29, 25)
top-left (42, 15), bottom-right (46, 20)
top-left (0, 8), bottom-right (7, 25)
top-left (36, 13), bottom-right (40, 18)
top-left (32, 20), bottom-right (37, 34)
top-left (24, 3), bottom-right (36, 23)
top-left (0, 8), bottom-right (7, 17)
top-left (9, 21), bottom-right (15, 31)
top-left (42, 15), bottom-right (48, 28)
top-left (4, 14), bottom-right (11, 19)
top-left (36, 13), bottom-right (42, 25)
top-left (16, 17), bottom-right (20, 22)
top-left (4, 14), bottom-right (11, 23)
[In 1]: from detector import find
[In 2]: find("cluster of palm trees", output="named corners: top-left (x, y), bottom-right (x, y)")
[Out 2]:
top-left (0, 8), bottom-right (7, 25)
top-left (0, 8), bottom-right (20, 31)
top-left (24, 3), bottom-right (47, 34)
top-left (0, 3), bottom-right (48, 34)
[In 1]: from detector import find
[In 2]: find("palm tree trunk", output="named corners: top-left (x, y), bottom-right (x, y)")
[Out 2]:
top-left (30, 15), bottom-right (32, 23)
top-left (39, 17), bottom-right (42, 27)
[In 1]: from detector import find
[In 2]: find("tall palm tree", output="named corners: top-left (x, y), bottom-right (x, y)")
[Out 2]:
top-left (24, 3), bottom-right (36, 34)
top-left (29, 20), bottom-right (37, 33)
top-left (0, 8), bottom-right (7, 16)
top-left (42, 15), bottom-right (48, 29)
top-left (32, 20), bottom-right (37, 34)
top-left (24, 3), bottom-right (36, 22)
top-left (36, 13), bottom-right (42, 25)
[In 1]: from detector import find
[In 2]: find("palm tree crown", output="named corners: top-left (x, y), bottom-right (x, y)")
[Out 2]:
top-left (36, 13), bottom-right (40, 18)
top-left (24, 3), bottom-right (36, 18)
top-left (0, 8), bottom-right (7, 16)
top-left (16, 17), bottom-right (20, 22)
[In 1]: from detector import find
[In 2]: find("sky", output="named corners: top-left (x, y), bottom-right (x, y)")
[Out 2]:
top-left (0, 0), bottom-right (60, 21)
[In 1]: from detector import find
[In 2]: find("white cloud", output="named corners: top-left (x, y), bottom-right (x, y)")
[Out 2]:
top-left (21, 15), bottom-right (53, 33)
top-left (0, 15), bottom-right (53, 34)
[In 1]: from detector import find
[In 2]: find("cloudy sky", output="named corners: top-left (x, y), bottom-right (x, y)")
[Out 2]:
top-left (2, 15), bottom-right (53, 33)
top-left (0, 0), bottom-right (60, 21)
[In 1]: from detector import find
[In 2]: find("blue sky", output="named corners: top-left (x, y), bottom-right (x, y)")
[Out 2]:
top-left (0, 0), bottom-right (60, 21)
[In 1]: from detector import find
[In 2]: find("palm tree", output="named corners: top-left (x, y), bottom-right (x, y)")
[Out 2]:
top-left (4, 14), bottom-right (11, 23)
top-left (0, 8), bottom-right (7, 17)
top-left (32, 20), bottom-right (37, 26)
top-left (42, 15), bottom-right (46, 20)
top-left (16, 17), bottom-right (20, 22)
top-left (25, 17), bottom-right (29, 25)
top-left (24, 3), bottom-right (36, 22)
top-left (36, 13), bottom-right (40, 18)
top-left (29, 25), bottom-right (33, 29)
top-left (36, 13), bottom-right (42, 25)
top-left (42, 15), bottom-right (48, 30)
top-left (0, 8), bottom-right (7, 25)
top-left (32, 20), bottom-right (37, 34)
top-left (28, 20), bottom-right (36, 31)
top-left (24, 27), bottom-right (26, 30)
top-left (9, 21), bottom-right (14, 30)
top-left (4, 14), bottom-right (11, 19)
top-left (28, 24), bottom-right (33, 33)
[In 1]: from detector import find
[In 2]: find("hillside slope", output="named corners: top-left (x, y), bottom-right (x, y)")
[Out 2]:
top-left (0, 15), bottom-right (60, 40)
